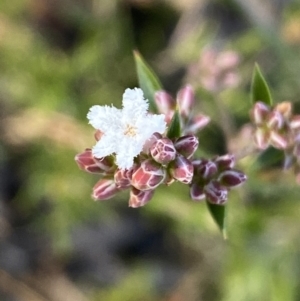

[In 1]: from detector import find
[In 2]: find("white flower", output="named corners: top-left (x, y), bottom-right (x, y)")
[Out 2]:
top-left (87, 88), bottom-right (166, 170)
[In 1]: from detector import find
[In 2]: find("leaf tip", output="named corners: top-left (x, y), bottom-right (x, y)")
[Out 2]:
top-left (133, 49), bottom-right (140, 57)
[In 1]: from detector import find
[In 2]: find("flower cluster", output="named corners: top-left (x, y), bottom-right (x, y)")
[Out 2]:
top-left (188, 48), bottom-right (240, 93)
top-left (251, 101), bottom-right (300, 180)
top-left (154, 85), bottom-right (210, 134)
top-left (190, 155), bottom-right (246, 205)
top-left (75, 87), bottom-right (247, 207)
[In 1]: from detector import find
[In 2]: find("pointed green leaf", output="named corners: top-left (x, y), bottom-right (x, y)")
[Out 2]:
top-left (251, 63), bottom-right (273, 105)
top-left (206, 201), bottom-right (227, 239)
top-left (166, 109), bottom-right (181, 139)
top-left (134, 50), bottom-right (163, 113)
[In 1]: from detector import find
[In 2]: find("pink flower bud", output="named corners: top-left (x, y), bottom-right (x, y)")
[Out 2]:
top-left (223, 72), bottom-right (240, 89)
top-left (267, 111), bottom-right (284, 130)
top-left (169, 155), bottom-right (193, 184)
top-left (150, 138), bottom-right (176, 164)
top-left (154, 91), bottom-right (176, 115)
top-left (75, 149), bottom-right (115, 174)
top-left (254, 128), bottom-right (270, 149)
top-left (185, 114), bottom-right (210, 134)
top-left (269, 131), bottom-right (288, 149)
top-left (177, 85), bottom-right (195, 117)
top-left (204, 181), bottom-right (228, 205)
top-left (275, 101), bottom-right (292, 119)
top-left (251, 102), bottom-right (270, 125)
top-left (114, 168), bottom-right (133, 189)
top-left (214, 154), bottom-right (235, 170)
top-left (174, 135), bottom-right (199, 159)
top-left (193, 159), bottom-right (217, 180)
top-left (218, 169), bottom-right (247, 187)
top-left (92, 179), bottom-right (119, 201)
top-left (131, 159), bottom-right (166, 191)
top-left (129, 187), bottom-right (155, 208)
top-left (142, 132), bottom-right (162, 154)
top-left (289, 115), bottom-right (300, 130)
top-left (216, 51), bottom-right (239, 70)
top-left (190, 183), bottom-right (205, 201)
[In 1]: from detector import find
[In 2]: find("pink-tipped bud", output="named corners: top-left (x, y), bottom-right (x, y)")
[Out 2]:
top-left (143, 132), bottom-right (162, 154)
top-left (169, 155), bottom-right (193, 184)
top-left (223, 72), bottom-right (240, 89)
top-left (218, 169), bottom-right (247, 187)
top-left (75, 149), bottom-right (115, 174)
top-left (204, 181), bottom-right (228, 205)
top-left (194, 159), bottom-right (217, 180)
top-left (131, 159), bottom-right (166, 191)
top-left (154, 91), bottom-right (176, 115)
top-left (185, 114), bottom-right (210, 134)
top-left (150, 138), bottom-right (176, 165)
top-left (254, 128), bottom-right (270, 150)
top-left (275, 101), bottom-right (292, 119)
top-left (129, 188), bottom-right (155, 208)
top-left (289, 115), bottom-right (300, 130)
top-left (251, 102), bottom-right (270, 125)
top-left (216, 51), bottom-right (240, 70)
top-left (190, 183), bottom-right (206, 201)
top-left (214, 154), bottom-right (235, 170)
top-left (267, 111), bottom-right (284, 130)
top-left (92, 179), bottom-right (119, 201)
top-left (269, 131), bottom-right (288, 149)
top-left (177, 85), bottom-right (195, 118)
top-left (174, 135), bottom-right (199, 159)
top-left (114, 168), bottom-right (133, 189)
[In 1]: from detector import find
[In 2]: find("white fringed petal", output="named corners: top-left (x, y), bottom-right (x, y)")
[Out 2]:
top-left (87, 88), bottom-right (166, 170)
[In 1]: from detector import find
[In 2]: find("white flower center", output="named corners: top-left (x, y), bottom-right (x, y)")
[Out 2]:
top-left (124, 124), bottom-right (137, 137)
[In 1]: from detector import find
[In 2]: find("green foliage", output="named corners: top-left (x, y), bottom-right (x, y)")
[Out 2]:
top-left (133, 50), bottom-right (163, 112)
top-left (166, 109), bottom-right (181, 139)
top-left (251, 63), bottom-right (273, 105)
top-left (206, 202), bottom-right (227, 239)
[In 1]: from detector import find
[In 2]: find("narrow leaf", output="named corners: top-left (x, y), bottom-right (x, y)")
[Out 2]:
top-left (251, 63), bottom-right (273, 105)
top-left (206, 201), bottom-right (227, 239)
top-left (134, 50), bottom-right (163, 112)
top-left (167, 109), bottom-right (181, 139)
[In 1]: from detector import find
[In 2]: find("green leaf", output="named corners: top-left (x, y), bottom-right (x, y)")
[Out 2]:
top-left (255, 147), bottom-right (284, 171)
top-left (206, 201), bottom-right (227, 239)
top-left (133, 50), bottom-right (163, 113)
top-left (166, 109), bottom-right (181, 139)
top-left (251, 63), bottom-right (273, 105)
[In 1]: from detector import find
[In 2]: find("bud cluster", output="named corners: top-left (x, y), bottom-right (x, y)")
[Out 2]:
top-left (75, 86), bottom-right (247, 208)
top-left (75, 131), bottom-right (200, 207)
top-left (154, 85), bottom-right (210, 135)
top-left (190, 154), bottom-right (247, 205)
top-left (251, 101), bottom-right (300, 180)
top-left (187, 48), bottom-right (240, 93)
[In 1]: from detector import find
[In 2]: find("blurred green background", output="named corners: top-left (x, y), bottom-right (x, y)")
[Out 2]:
top-left (1, 0), bottom-right (300, 300)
